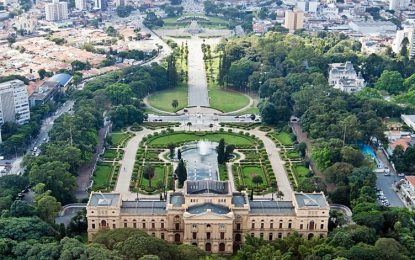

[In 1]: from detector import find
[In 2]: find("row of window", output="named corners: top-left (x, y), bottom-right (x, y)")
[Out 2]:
top-left (250, 220), bottom-right (324, 230)
top-left (191, 232), bottom-right (226, 240)
top-left (248, 232), bottom-right (322, 241)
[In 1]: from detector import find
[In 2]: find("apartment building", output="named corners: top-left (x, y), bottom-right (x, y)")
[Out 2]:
top-left (45, 0), bottom-right (69, 22)
top-left (0, 80), bottom-right (30, 125)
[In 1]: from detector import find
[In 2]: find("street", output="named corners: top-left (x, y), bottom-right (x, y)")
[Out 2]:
top-left (1, 100), bottom-right (74, 176)
top-left (376, 173), bottom-right (405, 207)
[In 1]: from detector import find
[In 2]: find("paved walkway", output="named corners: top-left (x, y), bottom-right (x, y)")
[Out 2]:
top-left (114, 125), bottom-right (293, 200)
top-left (187, 39), bottom-right (209, 107)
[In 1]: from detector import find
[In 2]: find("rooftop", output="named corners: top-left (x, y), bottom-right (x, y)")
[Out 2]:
top-left (187, 203), bottom-right (230, 215)
top-left (186, 180), bottom-right (229, 195)
top-left (121, 201), bottom-right (166, 215)
top-left (48, 73), bottom-right (72, 87)
top-left (294, 192), bottom-right (329, 208)
top-left (249, 200), bottom-right (295, 215)
top-left (170, 193), bottom-right (185, 207)
top-left (88, 193), bottom-right (120, 207)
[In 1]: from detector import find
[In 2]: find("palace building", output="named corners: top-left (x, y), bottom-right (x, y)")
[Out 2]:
top-left (86, 180), bottom-right (330, 254)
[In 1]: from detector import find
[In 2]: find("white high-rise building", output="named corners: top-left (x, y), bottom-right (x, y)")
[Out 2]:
top-left (296, 0), bottom-right (319, 13)
top-left (115, 0), bottom-right (125, 7)
top-left (75, 0), bottom-right (87, 10)
top-left (0, 80), bottom-right (30, 125)
top-left (45, 0), bottom-right (68, 21)
top-left (389, 0), bottom-right (410, 11)
top-left (393, 25), bottom-right (415, 58)
top-left (94, 0), bottom-right (107, 10)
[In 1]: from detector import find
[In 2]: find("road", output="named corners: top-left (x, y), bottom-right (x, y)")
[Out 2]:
top-left (147, 113), bottom-right (260, 124)
top-left (3, 100), bottom-right (75, 176)
top-left (376, 173), bottom-right (405, 207)
top-left (187, 39), bottom-right (210, 107)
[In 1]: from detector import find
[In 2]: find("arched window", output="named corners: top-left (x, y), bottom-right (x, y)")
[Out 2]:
top-left (192, 242), bottom-right (197, 246)
top-left (175, 233), bottom-right (181, 243)
top-left (235, 233), bottom-right (241, 242)
top-left (309, 221), bottom-right (315, 230)
top-left (308, 233), bottom-right (314, 240)
top-left (100, 220), bottom-right (107, 227)
top-left (219, 243), bottom-right (225, 252)
top-left (205, 243), bottom-right (212, 252)
top-left (206, 224), bottom-right (211, 228)
top-left (174, 215), bottom-right (180, 221)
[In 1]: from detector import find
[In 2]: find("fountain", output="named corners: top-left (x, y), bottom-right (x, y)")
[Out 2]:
top-left (198, 140), bottom-right (210, 156)
top-left (177, 141), bottom-right (219, 181)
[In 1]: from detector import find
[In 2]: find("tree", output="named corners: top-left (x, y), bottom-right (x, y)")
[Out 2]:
top-left (175, 159), bottom-right (187, 186)
top-left (341, 146), bottom-right (364, 167)
top-left (116, 5), bottom-right (134, 18)
top-left (38, 69), bottom-right (47, 80)
top-left (171, 99), bottom-right (179, 112)
top-left (225, 144), bottom-right (235, 161)
top-left (227, 58), bottom-right (256, 89)
top-left (217, 138), bottom-right (225, 164)
top-left (0, 217), bottom-right (56, 241)
top-left (36, 194), bottom-right (62, 223)
top-left (106, 83), bottom-right (134, 105)
top-left (7, 33), bottom-right (16, 47)
top-left (143, 164), bottom-right (155, 188)
top-left (177, 149), bottom-right (182, 160)
top-left (28, 161), bottom-right (76, 203)
top-left (186, 122), bottom-right (192, 131)
top-left (296, 142), bottom-right (307, 157)
top-left (167, 143), bottom-right (176, 158)
top-left (9, 200), bottom-right (35, 217)
top-left (374, 238), bottom-right (409, 260)
top-left (252, 175), bottom-right (263, 187)
top-left (375, 70), bottom-right (404, 94)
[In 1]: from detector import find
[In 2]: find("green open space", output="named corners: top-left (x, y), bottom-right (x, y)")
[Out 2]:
top-left (92, 163), bottom-right (113, 190)
top-left (241, 166), bottom-right (267, 188)
top-left (103, 149), bottom-right (118, 160)
top-left (147, 83), bottom-right (188, 113)
top-left (293, 165), bottom-right (310, 182)
top-left (140, 165), bottom-right (165, 189)
top-left (147, 132), bottom-right (256, 147)
top-left (270, 132), bottom-right (294, 146)
top-left (111, 131), bottom-right (132, 147)
top-left (162, 15), bottom-right (229, 29)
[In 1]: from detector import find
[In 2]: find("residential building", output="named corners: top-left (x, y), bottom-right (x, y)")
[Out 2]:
top-left (397, 176), bottom-right (415, 209)
top-left (393, 25), bottom-right (415, 58)
top-left (328, 61), bottom-right (365, 93)
top-left (284, 9), bottom-right (304, 32)
top-left (0, 80), bottom-right (30, 125)
top-left (45, 0), bottom-right (69, 22)
top-left (296, 0), bottom-right (319, 13)
top-left (115, 0), bottom-right (125, 7)
top-left (86, 180), bottom-right (330, 254)
top-left (13, 14), bottom-right (37, 34)
top-left (75, 0), bottom-right (87, 10)
top-left (389, 0), bottom-right (410, 11)
top-left (402, 114), bottom-right (415, 131)
top-left (94, 0), bottom-right (107, 11)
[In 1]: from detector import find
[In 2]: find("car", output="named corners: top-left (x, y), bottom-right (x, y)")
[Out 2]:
top-left (21, 188), bottom-right (29, 193)
top-left (234, 116), bottom-right (239, 118)
top-left (33, 147), bottom-right (38, 152)
top-left (43, 137), bottom-right (47, 142)
top-left (183, 109), bottom-right (188, 112)
top-left (398, 173), bottom-right (405, 177)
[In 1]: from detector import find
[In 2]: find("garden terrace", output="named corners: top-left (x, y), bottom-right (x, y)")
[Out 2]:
top-left (92, 162), bottom-right (121, 191)
top-left (144, 131), bottom-right (258, 148)
top-left (143, 122), bottom-right (181, 130)
top-left (219, 122), bottom-right (261, 130)
top-left (130, 163), bottom-right (173, 194)
top-left (111, 131), bottom-right (134, 148)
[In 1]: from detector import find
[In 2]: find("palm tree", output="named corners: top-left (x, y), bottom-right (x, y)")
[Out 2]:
top-left (171, 99), bottom-right (179, 112)
top-left (143, 164), bottom-right (155, 188)
top-left (209, 123), bottom-right (214, 131)
top-left (186, 122), bottom-right (192, 131)
top-left (252, 175), bottom-right (263, 188)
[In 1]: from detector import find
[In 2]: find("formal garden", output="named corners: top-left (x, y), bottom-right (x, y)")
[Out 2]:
top-left (267, 128), bottom-right (313, 190)
top-left (162, 14), bottom-right (230, 29)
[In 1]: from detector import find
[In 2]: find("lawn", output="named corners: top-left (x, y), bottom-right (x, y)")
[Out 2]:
top-left (274, 132), bottom-right (293, 146)
top-left (207, 53), bottom-right (250, 112)
top-left (293, 165), bottom-right (310, 182)
top-left (93, 163), bottom-right (113, 190)
top-left (241, 166), bottom-right (267, 187)
top-left (147, 132), bottom-right (256, 146)
top-left (140, 165), bottom-right (165, 188)
top-left (286, 150), bottom-right (300, 159)
top-left (111, 132), bottom-right (131, 147)
top-left (103, 149), bottom-right (118, 160)
top-left (147, 83), bottom-right (188, 113)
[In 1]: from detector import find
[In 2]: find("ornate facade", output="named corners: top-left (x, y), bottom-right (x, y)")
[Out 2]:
top-left (86, 180), bottom-right (330, 254)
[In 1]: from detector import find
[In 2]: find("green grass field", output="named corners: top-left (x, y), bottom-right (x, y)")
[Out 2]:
top-left (111, 132), bottom-right (130, 147)
top-left (241, 166), bottom-right (267, 187)
top-left (147, 84), bottom-right (188, 113)
top-left (274, 132), bottom-right (293, 146)
top-left (293, 165), bottom-right (310, 182)
top-left (103, 149), bottom-right (117, 160)
top-left (93, 163), bottom-right (113, 190)
top-left (140, 165), bottom-right (165, 188)
top-left (147, 132), bottom-right (256, 146)
top-left (207, 53), bottom-right (250, 112)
